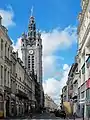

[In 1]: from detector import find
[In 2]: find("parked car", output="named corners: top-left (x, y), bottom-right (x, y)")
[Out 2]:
top-left (55, 109), bottom-right (66, 118)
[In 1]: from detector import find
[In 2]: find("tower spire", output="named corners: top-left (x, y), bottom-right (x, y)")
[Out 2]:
top-left (31, 6), bottom-right (34, 17)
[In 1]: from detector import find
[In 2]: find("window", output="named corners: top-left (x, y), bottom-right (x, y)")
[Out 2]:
top-left (81, 91), bottom-right (84, 99)
top-left (0, 95), bottom-right (3, 110)
top-left (4, 68), bottom-right (6, 86)
top-left (5, 43), bottom-right (7, 56)
top-left (1, 66), bottom-right (3, 85)
top-left (1, 39), bottom-right (3, 51)
top-left (82, 64), bottom-right (85, 74)
top-left (13, 64), bottom-right (15, 75)
top-left (1, 39), bottom-right (3, 57)
top-left (32, 59), bottom-right (34, 63)
top-left (32, 56), bottom-right (34, 60)
top-left (79, 70), bottom-right (81, 78)
top-left (28, 64), bottom-right (30, 67)
top-left (23, 44), bottom-right (24, 46)
top-left (8, 71), bottom-right (9, 86)
top-left (28, 55), bottom-right (30, 58)
top-left (76, 67), bottom-right (78, 72)
top-left (86, 89), bottom-right (90, 100)
top-left (28, 55), bottom-right (30, 69)
top-left (8, 48), bottom-right (9, 58)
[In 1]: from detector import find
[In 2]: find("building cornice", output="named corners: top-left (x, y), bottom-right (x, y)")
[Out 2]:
top-left (79, 22), bottom-right (90, 51)
top-left (77, 0), bottom-right (89, 34)
top-left (0, 25), bottom-right (13, 44)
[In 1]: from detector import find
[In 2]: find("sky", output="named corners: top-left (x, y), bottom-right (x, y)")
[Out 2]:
top-left (0, 0), bottom-right (81, 105)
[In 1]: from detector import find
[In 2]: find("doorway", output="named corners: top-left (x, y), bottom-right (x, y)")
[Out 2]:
top-left (6, 96), bottom-right (10, 117)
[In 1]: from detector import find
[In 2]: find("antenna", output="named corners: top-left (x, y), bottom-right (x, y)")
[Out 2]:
top-left (31, 6), bottom-right (34, 17)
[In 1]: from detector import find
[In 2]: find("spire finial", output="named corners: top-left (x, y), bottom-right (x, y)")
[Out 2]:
top-left (31, 6), bottom-right (34, 17)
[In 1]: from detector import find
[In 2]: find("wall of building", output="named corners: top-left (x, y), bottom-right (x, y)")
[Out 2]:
top-left (0, 16), bottom-right (36, 117)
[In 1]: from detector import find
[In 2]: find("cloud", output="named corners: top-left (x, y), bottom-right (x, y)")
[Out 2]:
top-left (43, 64), bottom-right (70, 105)
top-left (12, 38), bottom-right (22, 59)
top-left (42, 26), bottom-right (77, 57)
top-left (0, 5), bottom-right (15, 27)
top-left (42, 26), bottom-right (76, 80)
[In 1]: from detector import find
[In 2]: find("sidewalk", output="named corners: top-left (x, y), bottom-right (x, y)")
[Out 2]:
top-left (70, 118), bottom-right (90, 120)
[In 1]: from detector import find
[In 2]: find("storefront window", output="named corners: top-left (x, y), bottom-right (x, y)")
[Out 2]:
top-left (86, 106), bottom-right (90, 118)
top-left (0, 95), bottom-right (3, 110)
top-left (86, 89), bottom-right (90, 99)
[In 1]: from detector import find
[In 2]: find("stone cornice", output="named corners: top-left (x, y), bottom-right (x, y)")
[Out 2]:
top-left (77, 0), bottom-right (89, 34)
top-left (79, 22), bottom-right (90, 51)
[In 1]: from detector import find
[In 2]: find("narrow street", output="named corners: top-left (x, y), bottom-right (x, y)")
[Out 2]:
top-left (32, 112), bottom-right (58, 119)
top-left (5, 112), bottom-right (64, 119)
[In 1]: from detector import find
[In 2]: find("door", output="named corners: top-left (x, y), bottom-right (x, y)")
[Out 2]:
top-left (6, 97), bottom-right (9, 117)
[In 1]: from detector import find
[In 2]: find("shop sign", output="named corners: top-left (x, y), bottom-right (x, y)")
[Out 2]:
top-left (86, 78), bottom-right (90, 88)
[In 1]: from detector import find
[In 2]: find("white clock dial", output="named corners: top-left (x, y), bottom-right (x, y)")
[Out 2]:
top-left (29, 50), bottom-right (34, 55)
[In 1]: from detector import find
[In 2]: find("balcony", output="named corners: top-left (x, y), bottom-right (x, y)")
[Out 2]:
top-left (72, 89), bottom-right (78, 98)
top-left (4, 85), bottom-right (11, 93)
top-left (16, 89), bottom-right (28, 99)
top-left (73, 73), bottom-right (79, 83)
top-left (5, 56), bottom-right (11, 66)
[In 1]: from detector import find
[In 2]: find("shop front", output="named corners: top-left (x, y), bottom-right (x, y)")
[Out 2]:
top-left (77, 99), bottom-right (85, 117)
top-left (86, 79), bottom-right (90, 118)
top-left (0, 93), bottom-right (4, 118)
top-left (11, 94), bottom-right (16, 116)
top-left (16, 90), bottom-right (28, 116)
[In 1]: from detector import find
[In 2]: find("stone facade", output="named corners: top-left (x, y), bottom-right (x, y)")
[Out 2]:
top-left (44, 94), bottom-right (58, 112)
top-left (0, 16), bottom-right (35, 118)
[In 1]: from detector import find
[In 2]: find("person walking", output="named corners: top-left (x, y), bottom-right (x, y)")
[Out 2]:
top-left (29, 106), bottom-right (33, 119)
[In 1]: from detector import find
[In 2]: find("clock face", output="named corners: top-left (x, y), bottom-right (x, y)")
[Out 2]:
top-left (29, 50), bottom-right (34, 55)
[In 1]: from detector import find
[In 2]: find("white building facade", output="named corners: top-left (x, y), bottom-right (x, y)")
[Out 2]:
top-left (77, 0), bottom-right (90, 118)
top-left (44, 94), bottom-right (58, 112)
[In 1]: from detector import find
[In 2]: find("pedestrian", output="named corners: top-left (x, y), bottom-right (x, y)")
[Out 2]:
top-left (30, 111), bottom-right (32, 118)
top-left (73, 112), bottom-right (76, 120)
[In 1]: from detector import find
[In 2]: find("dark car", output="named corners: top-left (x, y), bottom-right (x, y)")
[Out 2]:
top-left (59, 110), bottom-right (66, 119)
top-left (55, 110), bottom-right (66, 119)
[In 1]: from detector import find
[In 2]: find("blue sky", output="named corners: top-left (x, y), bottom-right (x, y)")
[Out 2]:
top-left (0, 0), bottom-right (81, 104)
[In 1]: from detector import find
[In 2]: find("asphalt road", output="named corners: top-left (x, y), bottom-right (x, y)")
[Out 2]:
top-left (5, 112), bottom-right (66, 119)
top-left (31, 112), bottom-right (66, 119)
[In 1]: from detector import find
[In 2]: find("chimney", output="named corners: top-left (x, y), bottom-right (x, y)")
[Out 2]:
top-left (0, 15), bottom-right (2, 25)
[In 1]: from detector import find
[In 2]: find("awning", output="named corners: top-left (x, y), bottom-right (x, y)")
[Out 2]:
top-left (63, 102), bottom-right (72, 115)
